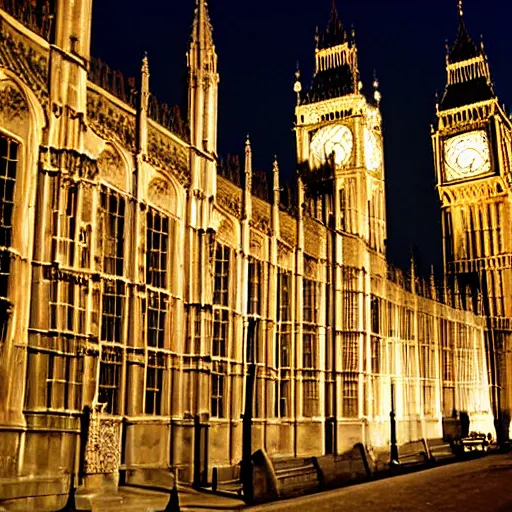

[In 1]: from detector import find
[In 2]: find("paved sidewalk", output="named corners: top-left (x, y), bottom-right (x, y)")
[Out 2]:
top-left (111, 485), bottom-right (245, 512)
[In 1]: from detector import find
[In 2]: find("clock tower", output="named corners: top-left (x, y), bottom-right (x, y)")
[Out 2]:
top-left (432, 3), bottom-right (512, 441)
top-left (295, 2), bottom-right (387, 256)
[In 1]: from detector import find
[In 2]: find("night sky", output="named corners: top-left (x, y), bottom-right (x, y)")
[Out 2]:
top-left (91, 1), bottom-right (512, 275)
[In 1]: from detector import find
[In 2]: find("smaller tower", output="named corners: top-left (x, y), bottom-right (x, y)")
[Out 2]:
top-left (187, 0), bottom-right (219, 153)
top-left (295, 1), bottom-right (387, 255)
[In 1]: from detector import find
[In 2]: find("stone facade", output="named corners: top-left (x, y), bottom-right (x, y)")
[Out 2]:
top-left (0, 1), bottom-right (498, 511)
top-left (432, 5), bottom-right (512, 442)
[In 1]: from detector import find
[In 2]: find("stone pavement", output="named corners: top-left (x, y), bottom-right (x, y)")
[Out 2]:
top-left (245, 453), bottom-right (512, 512)
top-left (98, 485), bottom-right (245, 512)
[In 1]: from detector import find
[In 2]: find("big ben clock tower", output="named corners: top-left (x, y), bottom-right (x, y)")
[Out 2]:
top-left (295, 2), bottom-right (387, 452)
top-left (432, 2), bottom-right (512, 441)
top-left (295, 2), bottom-right (387, 256)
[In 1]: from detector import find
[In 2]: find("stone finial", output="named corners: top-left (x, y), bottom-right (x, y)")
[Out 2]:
top-left (244, 134), bottom-right (252, 191)
top-left (410, 252), bottom-right (416, 293)
top-left (142, 51), bottom-right (149, 76)
top-left (293, 62), bottom-right (302, 105)
top-left (373, 71), bottom-right (381, 105)
top-left (273, 156), bottom-right (280, 195)
top-left (430, 265), bottom-right (437, 300)
top-left (271, 156), bottom-right (281, 236)
top-left (457, 0), bottom-right (463, 17)
top-left (138, 52), bottom-right (150, 155)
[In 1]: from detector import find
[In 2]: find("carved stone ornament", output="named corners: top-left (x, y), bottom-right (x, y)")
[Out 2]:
top-left (87, 90), bottom-right (136, 151)
top-left (250, 198), bottom-right (272, 236)
top-left (250, 230), bottom-right (264, 258)
top-left (0, 84), bottom-right (27, 121)
top-left (277, 241), bottom-right (292, 269)
top-left (217, 217), bottom-right (236, 246)
top-left (148, 128), bottom-right (190, 187)
top-left (0, 23), bottom-right (49, 111)
top-left (148, 177), bottom-right (173, 213)
top-left (98, 145), bottom-right (126, 190)
top-left (217, 178), bottom-right (242, 219)
top-left (83, 409), bottom-right (122, 475)
top-left (304, 256), bottom-right (318, 278)
top-left (280, 212), bottom-right (297, 247)
top-left (39, 147), bottom-right (99, 180)
top-left (451, 181), bottom-right (502, 204)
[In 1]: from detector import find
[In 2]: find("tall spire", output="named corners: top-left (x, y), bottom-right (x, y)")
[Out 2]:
top-left (304, 1), bottom-right (358, 104)
top-left (439, 1), bottom-right (494, 111)
top-left (447, 1), bottom-right (481, 64)
top-left (189, 0), bottom-right (215, 70)
top-left (187, 0), bottom-right (218, 150)
top-left (317, 0), bottom-right (347, 50)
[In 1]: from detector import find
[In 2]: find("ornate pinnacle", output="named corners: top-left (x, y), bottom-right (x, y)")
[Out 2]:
top-left (373, 71), bottom-right (381, 104)
top-left (293, 62), bottom-right (302, 104)
top-left (457, 0), bottom-right (463, 17)
top-left (141, 51), bottom-right (149, 75)
top-left (245, 134), bottom-right (252, 181)
top-left (273, 156), bottom-right (280, 192)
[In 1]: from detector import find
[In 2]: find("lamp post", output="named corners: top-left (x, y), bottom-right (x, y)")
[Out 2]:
top-left (241, 317), bottom-right (257, 503)
top-left (390, 379), bottom-right (399, 465)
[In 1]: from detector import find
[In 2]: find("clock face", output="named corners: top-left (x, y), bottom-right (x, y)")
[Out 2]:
top-left (443, 130), bottom-right (491, 182)
top-left (309, 124), bottom-right (353, 169)
top-left (364, 128), bottom-right (382, 171)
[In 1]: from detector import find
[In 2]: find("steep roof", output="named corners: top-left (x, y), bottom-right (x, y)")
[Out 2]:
top-left (440, 77), bottom-right (494, 111)
top-left (302, 65), bottom-right (355, 104)
top-left (448, 16), bottom-right (481, 64)
top-left (439, 4), bottom-right (495, 111)
top-left (317, 1), bottom-right (347, 50)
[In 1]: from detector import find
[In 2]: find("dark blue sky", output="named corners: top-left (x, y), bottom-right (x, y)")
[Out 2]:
top-left (91, 1), bottom-right (512, 274)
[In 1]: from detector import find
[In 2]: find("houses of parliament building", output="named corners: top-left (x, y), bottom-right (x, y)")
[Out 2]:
top-left (0, 0), bottom-right (510, 510)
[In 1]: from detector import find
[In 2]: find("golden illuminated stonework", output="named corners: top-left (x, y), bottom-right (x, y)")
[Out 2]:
top-left (0, 1), bottom-right (501, 510)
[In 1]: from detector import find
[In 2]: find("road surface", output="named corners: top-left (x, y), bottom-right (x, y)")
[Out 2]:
top-left (247, 453), bottom-right (512, 512)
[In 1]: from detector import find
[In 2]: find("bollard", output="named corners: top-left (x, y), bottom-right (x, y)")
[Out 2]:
top-left (212, 467), bottom-right (218, 492)
top-left (164, 470), bottom-right (181, 512)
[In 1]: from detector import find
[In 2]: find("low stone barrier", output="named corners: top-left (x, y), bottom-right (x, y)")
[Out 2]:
top-left (316, 444), bottom-right (371, 490)
top-left (273, 457), bottom-right (320, 498)
top-left (251, 444), bottom-right (371, 503)
top-left (426, 438), bottom-right (455, 462)
top-left (397, 439), bottom-right (429, 466)
top-left (252, 449), bottom-right (278, 503)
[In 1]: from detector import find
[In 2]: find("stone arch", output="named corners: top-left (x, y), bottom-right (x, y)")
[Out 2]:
top-left (147, 174), bottom-right (180, 218)
top-left (97, 142), bottom-right (130, 192)
top-left (0, 69), bottom-right (46, 138)
top-left (0, 72), bottom-right (46, 258)
top-left (217, 216), bottom-right (237, 247)
top-left (0, 71), bottom-right (46, 424)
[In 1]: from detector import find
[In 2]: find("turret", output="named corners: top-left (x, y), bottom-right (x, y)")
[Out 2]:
top-left (187, 0), bottom-right (219, 153)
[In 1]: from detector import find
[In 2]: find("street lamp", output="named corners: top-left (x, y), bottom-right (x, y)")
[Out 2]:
top-left (390, 379), bottom-right (399, 465)
top-left (241, 316), bottom-right (257, 503)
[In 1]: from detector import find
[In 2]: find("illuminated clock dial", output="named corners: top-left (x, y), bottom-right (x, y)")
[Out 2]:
top-left (364, 127), bottom-right (382, 171)
top-left (444, 130), bottom-right (491, 182)
top-left (309, 124), bottom-right (353, 169)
